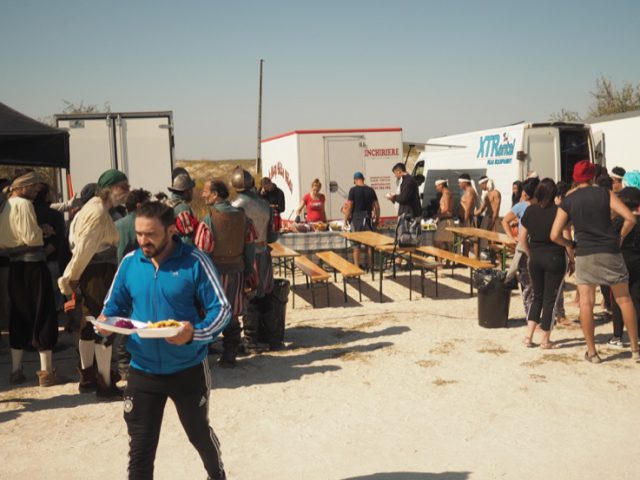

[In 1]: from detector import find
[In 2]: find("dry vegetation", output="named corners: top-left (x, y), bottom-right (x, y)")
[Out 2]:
top-left (175, 159), bottom-right (256, 218)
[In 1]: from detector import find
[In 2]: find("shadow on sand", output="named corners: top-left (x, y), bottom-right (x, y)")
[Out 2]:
top-left (341, 472), bottom-right (471, 480)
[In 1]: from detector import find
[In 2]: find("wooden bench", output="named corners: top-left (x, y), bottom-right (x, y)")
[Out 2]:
top-left (397, 253), bottom-right (441, 299)
top-left (294, 255), bottom-right (331, 307)
top-left (417, 246), bottom-right (493, 296)
top-left (316, 251), bottom-right (364, 303)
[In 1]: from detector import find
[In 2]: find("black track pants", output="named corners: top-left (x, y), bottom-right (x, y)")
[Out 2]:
top-left (124, 361), bottom-right (225, 480)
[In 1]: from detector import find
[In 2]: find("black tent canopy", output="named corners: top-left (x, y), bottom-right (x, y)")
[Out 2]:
top-left (0, 102), bottom-right (70, 169)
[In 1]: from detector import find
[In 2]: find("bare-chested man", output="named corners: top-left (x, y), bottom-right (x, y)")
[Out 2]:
top-left (475, 176), bottom-right (502, 251)
top-left (433, 179), bottom-right (454, 251)
top-left (458, 173), bottom-right (477, 256)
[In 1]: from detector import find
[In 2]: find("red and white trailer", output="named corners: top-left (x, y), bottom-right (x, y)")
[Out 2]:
top-left (261, 128), bottom-right (403, 223)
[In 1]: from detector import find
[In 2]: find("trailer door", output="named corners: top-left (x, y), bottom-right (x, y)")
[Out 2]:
top-left (57, 117), bottom-right (115, 198)
top-left (115, 115), bottom-right (174, 196)
top-left (324, 136), bottom-right (363, 220)
top-left (523, 127), bottom-right (559, 181)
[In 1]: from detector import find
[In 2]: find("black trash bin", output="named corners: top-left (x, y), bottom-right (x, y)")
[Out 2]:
top-left (473, 269), bottom-right (511, 328)
top-left (258, 278), bottom-right (290, 345)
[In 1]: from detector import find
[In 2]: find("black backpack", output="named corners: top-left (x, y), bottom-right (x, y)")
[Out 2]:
top-left (394, 213), bottom-right (422, 248)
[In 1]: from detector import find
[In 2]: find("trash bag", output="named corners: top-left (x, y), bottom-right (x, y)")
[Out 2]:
top-left (258, 278), bottom-right (290, 346)
top-left (473, 269), bottom-right (511, 328)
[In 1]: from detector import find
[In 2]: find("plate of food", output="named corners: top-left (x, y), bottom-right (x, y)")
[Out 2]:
top-left (88, 316), bottom-right (147, 335)
top-left (136, 319), bottom-right (184, 338)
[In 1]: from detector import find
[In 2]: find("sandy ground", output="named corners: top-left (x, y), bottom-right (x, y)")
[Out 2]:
top-left (1, 266), bottom-right (639, 480)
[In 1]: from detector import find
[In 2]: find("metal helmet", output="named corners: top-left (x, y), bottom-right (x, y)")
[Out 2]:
top-left (231, 166), bottom-right (254, 192)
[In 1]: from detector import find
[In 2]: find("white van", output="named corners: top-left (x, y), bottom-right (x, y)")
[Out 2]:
top-left (412, 122), bottom-right (600, 216)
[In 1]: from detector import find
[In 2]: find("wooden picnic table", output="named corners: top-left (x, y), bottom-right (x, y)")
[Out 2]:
top-left (446, 226), bottom-right (514, 270)
top-left (340, 231), bottom-right (395, 281)
top-left (269, 242), bottom-right (301, 308)
top-left (417, 245), bottom-right (492, 296)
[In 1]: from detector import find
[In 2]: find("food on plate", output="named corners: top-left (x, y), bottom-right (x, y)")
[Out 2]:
top-left (311, 222), bottom-right (328, 232)
top-left (147, 319), bottom-right (183, 329)
top-left (114, 319), bottom-right (135, 329)
top-left (290, 223), bottom-right (310, 233)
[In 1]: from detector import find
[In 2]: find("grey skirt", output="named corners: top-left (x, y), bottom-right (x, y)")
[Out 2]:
top-left (575, 252), bottom-right (629, 286)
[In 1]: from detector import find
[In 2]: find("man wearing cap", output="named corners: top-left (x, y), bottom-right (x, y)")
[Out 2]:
top-left (59, 169), bottom-right (130, 398)
top-left (196, 179), bottom-right (255, 366)
top-left (475, 175), bottom-right (502, 251)
top-left (434, 179), bottom-right (455, 251)
top-left (551, 160), bottom-right (639, 363)
top-left (167, 172), bottom-right (198, 244)
top-left (457, 173), bottom-right (478, 256)
top-left (231, 166), bottom-right (280, 352)
top-left (0, 172), bottom-right (61, 386)
top-left (610, 166), bottom-right (626, 193)
top-left (345, 171), bottom-right (380, 269)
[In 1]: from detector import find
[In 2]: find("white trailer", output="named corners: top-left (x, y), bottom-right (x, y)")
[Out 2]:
top-left (261, 128), bottom-right (403, 222)
top-left (55, 111), bottom-right (175, 199)
top-left (412, 122), bottom-right (599, 216)
top-left (589, 110), bottom-right (640, 173)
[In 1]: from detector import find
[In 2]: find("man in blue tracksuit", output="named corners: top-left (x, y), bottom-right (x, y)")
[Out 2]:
top-left (99, 201), bottom-right (231, 480)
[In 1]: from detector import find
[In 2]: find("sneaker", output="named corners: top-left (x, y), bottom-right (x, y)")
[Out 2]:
top-left (9, 369), bottom-right (26, 385)
top-left (607, 337), bottom-right (625, 349)
top-left (96, 371), bottom-right (123, 401)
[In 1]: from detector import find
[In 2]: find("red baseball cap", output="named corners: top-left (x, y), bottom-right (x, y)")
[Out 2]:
top-left (573, 160), bottom-right (596, 183)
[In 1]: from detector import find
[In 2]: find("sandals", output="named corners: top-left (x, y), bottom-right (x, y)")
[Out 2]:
top-left (584, 351), bottom-right (602, 364)
top-left (540, 342), bottom-right (557, 350)
top-left (523, 338), bottom-right (536, 348)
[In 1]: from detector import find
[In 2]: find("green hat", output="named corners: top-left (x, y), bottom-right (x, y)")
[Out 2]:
top-left (97, 169), bottom-right (128, 188)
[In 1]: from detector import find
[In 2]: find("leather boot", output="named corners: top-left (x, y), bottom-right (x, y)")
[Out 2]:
top-left (37, 369), bottom-right (66, 387)
top-left (96, 371), bottom-right (123, 401)
top-left (78, 365), bottom-right (97, 393)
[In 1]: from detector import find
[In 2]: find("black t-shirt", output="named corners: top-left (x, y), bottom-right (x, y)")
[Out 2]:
top-left (613, 215), bottom-right (640, 282)
top-left (560, 186), bottom-right (620, 256)
top-left (348, 185), bottom-right (378, 213)
top-left (520, 204), bottom-right (565, 255)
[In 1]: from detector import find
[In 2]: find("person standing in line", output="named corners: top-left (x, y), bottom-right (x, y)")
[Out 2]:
top-left (433, 179), bottom-right (455, 252)
top-left (519, 179), bottom-right (574, 348)
top-left (385, 162), bottom-right (421, 218)
top-left (0, 178), bottom-right (11, 343)
top-left (259, 177), bottom-right (285, 232)
top-left (116, 189), bottom-right (151, 263)
top-left (231, 167), bottom-right (280, 351)
top-left (502, 177), bottom-right (540, 317)
top-left (344, 171), bottom-right (380, 269)
top-left (59, 169), bottom-right (130, 398)
top-left (551, 160), bottom-right (639, 363)
top-left (196, 178), bottom-right (255, 367)
top-left (295, 178), bottom-right (326, 223)
top-left (475, 176), bottom-right (502, 251)
top-left (98, 201), bottom-right (231, 480)
top-left (167, 172), bottom-right (198, 244)
top-left (456, 173), bottom-right (478, 256)
top-left (511, 180), bottom-right (523, 207)
top-left (607, 187), bottom-right (640, 348)
top-left (0, 172), bottom-right (62, 386)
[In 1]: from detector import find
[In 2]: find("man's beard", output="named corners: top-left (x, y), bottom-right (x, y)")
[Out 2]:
top-left (141, 235), bottom-right (170, 259)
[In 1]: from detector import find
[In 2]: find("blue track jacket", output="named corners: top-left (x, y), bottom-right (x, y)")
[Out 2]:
top-left (102, 239), bottom-right (231, 374)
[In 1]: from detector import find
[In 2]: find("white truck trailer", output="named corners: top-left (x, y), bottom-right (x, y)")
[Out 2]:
top-left (55, 111), bottom-right (175, 199)
top-left (412, 121), bottom-right (600, 216)
top-left (589, 110), bottom-right (640, 173)
top-left (261, 128), bottom-right (403, 222)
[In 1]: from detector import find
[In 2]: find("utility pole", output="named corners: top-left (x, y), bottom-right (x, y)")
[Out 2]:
top-left (256, 59), bottom-right (264, 174)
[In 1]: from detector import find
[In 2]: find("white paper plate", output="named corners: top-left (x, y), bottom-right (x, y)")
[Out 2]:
top-left (88, 316), bottom-right (147, 335)
top-left (136, 325), bottom-right (184, 338)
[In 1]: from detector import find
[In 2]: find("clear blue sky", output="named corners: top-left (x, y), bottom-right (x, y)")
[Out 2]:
top-left (2, 0), bottom-right (639, 160)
